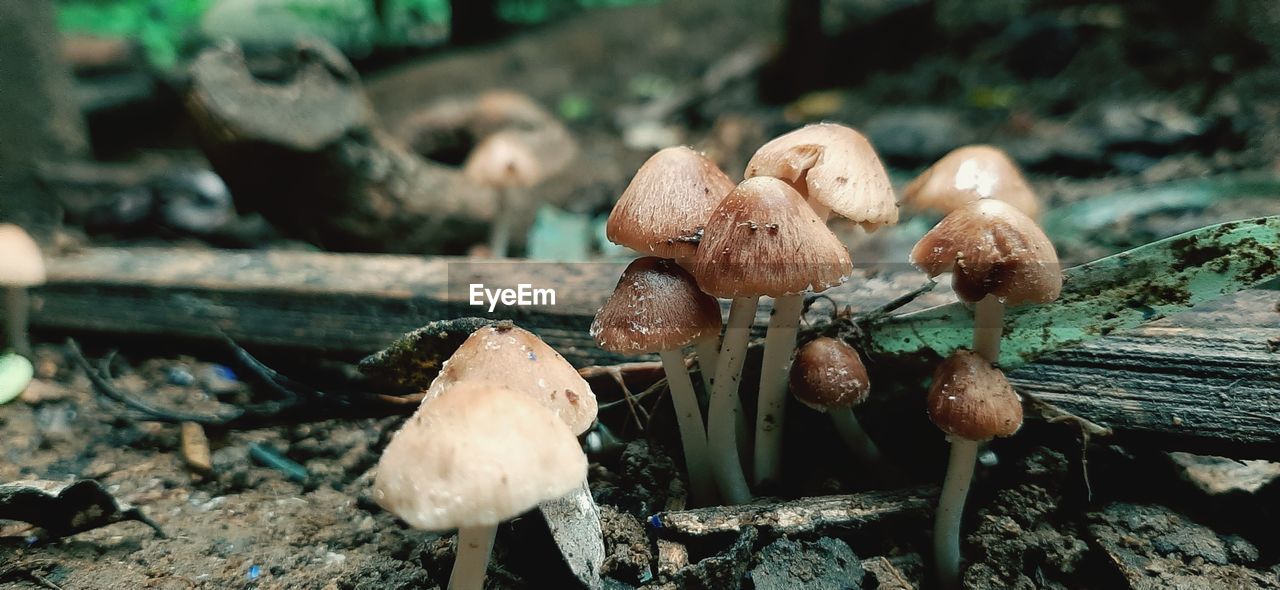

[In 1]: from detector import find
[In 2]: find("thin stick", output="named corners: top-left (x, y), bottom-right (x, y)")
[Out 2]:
top-left (707, 296), bottom-right (758, 505)
top-left (829, 406), bottom-right (884, 466)
top-left (449, 525), bottom-right (498, 590)
top-left (4, 287), bottom-right (30, 357)
top-left (488, 189), bottom-right (514, 257)
top-left (972, 295), bottom-right (1004, 362)
top-left (934, 437), bottom-right (979, 590)
top-left (660, 349), bottom-right (717, 504)
top-left (753, 293), bottom-right (805, 485)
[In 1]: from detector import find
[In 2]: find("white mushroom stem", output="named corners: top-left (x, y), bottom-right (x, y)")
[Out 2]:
top-left (449, 525), bottom-right (498, 590)
top-left (934, 436), bottom-right (980, 590)
top-left (972, 295), bottom-right (1005, 363)
top-left (829, 406), bottom-right (883, 466)
top-left (659, 349), bottom-right (717, 504)
top-left (694, 337), bottom-right (753, 469)
top-left (4, 287), bottom-right (31, 357)
top-left (752, 293), bottom-right (805, 486)
top-left (488, 190), bottom-right (515, 257)
top-left (707, 296), bottom-right (758, 505)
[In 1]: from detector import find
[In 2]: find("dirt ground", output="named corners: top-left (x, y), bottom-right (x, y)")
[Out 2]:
top-left (4, 0), bottom-right (1280, 588)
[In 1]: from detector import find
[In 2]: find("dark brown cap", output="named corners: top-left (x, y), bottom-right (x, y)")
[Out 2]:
top-left (691, 177), bottom-right (853, 298)
top-left (607, 146), bottom-right (737, 259)
top-left (909, 198), bottom-right (1061, 304)
top-left (744, 123), bottom-right (898, 229)
top-left (927, 349), bottom-right (1023, 441)
top-left (901, 145), bottom-right (1041, 219)
top-left (789, 337), bottom-right (870, 411)
top-left (591, 257), bottom-right (722, 353)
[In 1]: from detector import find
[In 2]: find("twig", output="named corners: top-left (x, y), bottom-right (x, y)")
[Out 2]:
top-left (649, 486), bottom-right (936, 538)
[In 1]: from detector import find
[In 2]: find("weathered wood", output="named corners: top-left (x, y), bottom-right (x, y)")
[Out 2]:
top-left (649, 486), bottom-right (935, 538)
top-left (30, 247), bottom-right (1280, 455)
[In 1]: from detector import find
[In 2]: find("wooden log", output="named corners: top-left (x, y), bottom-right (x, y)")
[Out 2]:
top-left (648, 486), bottom-right (935, 538)
top-left (30, 247), bottom-right (1280, 456)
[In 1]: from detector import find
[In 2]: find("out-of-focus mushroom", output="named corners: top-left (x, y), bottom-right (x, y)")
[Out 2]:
top-left (0, 224), bottom-right (47, 357)
top-left (606, 146), bottom-right (736, 262)
top-left (901, 145), bottom-right (1042, 219)
top-left (373, 382), bottom-right (587, 590)
top-left (463, 130), bottom-right (545, 257)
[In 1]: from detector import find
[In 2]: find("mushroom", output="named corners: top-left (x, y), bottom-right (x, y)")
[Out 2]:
top-left (901, 145), bottom-right (1041, 219)
top-left (690, 176), bottom-right (852, 503)
top-left (788, 337), bottom-right (883, 467)
top-left (463, 130), bottom-right (545, 257)
top-left (0, 224), bottom-right (46, 357)
top-left (591, 256), bottom-right (722, 503)
top-left (926, 350), bottom-right (1023, 590)
top-left (743, 123), bottom-right (898, 486)
top-left (910, 198), bottom-right (1061, 362)
top-left (373, 382), bottom-right (587, 590)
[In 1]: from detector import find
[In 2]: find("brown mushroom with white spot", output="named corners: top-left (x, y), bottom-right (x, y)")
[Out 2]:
top-left (901, 145), bottom-right (1042, 219)
top-left (0, 224), bottom-right (46, 357)
top-left (788, 337), bottom-right (884, 467)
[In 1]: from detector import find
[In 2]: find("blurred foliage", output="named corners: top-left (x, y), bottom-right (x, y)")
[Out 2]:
top-left (58, 0), bottom-right (213, 69)
top-left (497, 0), bottom-right (657, 25)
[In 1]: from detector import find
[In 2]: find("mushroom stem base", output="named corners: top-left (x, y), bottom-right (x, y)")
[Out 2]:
top-left (753, 293), bottom-right (805, 486)
top-left (707, 296), bottom-right (758, 505)
top-left (934, 437), bottom-right (979, 590)
top-left (660, 349), bottom-right (717, 505)
top-left (695, 337), bottom-right (753, 470)
top-left (829, 407), bottom-right (883, 467)
top-left (449, 525), bottom-right (497, 590)
top-left (488, 190), bottom-right (515, 257)
top-left (4, 288), bottom-right (30, 357)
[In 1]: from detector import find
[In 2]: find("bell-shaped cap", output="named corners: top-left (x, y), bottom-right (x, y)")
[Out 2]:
top-left (910, 198), bottom-right (1061, 305)
top-left (691, 177), bottom-right (852, 298)
top-left (463, 130), bottom-right (544, 188)
top-left (422, 324), bottom-right (597, 435)
top-left (591, 257), bottom-right (722, 353)
top-left (745, 123), bottom-right (898, 229)
top-left (0, 224), bottom-right (46, 287)
top-left (789, 337), bottom-right (870, 411)
top-left (373, 382), bottom-right (587, 531)
top-left (901, 145), bottom-right (1041, 219)
top-left (607, 146), bottom-right (736, 259)
top-left (927, 349), bottom-right (1023, 441)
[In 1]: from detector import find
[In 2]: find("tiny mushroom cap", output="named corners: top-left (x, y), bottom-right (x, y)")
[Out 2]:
top-left (463, 131), bottom-right (544, 189)
top-left (422, 323), bottom-right (597, 435)
top-left (788, 337), bottom-right (870, 412)
top-left (744, 122), bottom-right (898, 229)
top-left (691, 177), bottom-right (853, 298)
top-left (910, 198), bottom-right (1061, 305)
top-left (591, 257), bottom-right (723, 353)
top-left (901, 145), bottom-right (1041, 219)
top-left (607, 146), bottom-right (737, 259)
top-left (927, 349), bottom-right (1023, 441)
top-left (373, 382), bottom-right (587, 530)
top-left (0, 224), bottom-right (46, 287)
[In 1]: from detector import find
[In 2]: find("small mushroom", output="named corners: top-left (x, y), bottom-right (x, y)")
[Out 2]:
top-left (373, 382), bottom-right (587, 590)
top-left (926, 350), bottom-right (1023, 589)
top-left (690, 176), bottom-right (852, 504)
top-left (0, 224), bottom-right (46, 357)
top-left (591, 257), bottom-right (723, 503)
top-left (901, 145), bottom-right (1041, 219)
top-left (606, 146), bottom-right (736, 262)
top-left (463, 131), bottom-right (545, 257)
top-left (788, 337), bottom-right (883, 467)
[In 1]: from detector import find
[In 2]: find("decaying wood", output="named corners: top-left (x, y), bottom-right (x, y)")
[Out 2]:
top-left (649, 486), bottom-right (935, 538)
top-left (31, 247), bottom-right (1280, 455)
top-left (186, 41), bottom-right (499, 253)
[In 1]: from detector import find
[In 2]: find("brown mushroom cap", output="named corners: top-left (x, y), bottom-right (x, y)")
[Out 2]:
top-left (744, 123), bottom-right (898, 229)
top-left (591, 257), bottom-right (723, 353)
top-left (422, 324), bottom-right (597, 435)
top-left (691, 177), bottom-right (853, 298)
top-left (0, 224), bottom-right (46, 287)
top-left (463, 130), bottom-right (544, 188)
top-left (373, 382), bottom-right (587, 530)
top-left (909, 198), bottom-right (1061, 305)
top-left (788, 337), bottom-right (870, 411)
top-left (927, 349), bottom-right (1023, 441)
top-left (901, 145), bottom-right (1041, 219)
top-left (606, 146), bottom-right (736, 259)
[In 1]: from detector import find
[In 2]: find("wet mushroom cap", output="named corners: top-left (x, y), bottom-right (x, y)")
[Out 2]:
top-left (591, 257), bottom-right (723, 353)
top-left (0, 224), bottom-right (46, 287)
top-left (463, 130), bottom-right (544, 188)
top-left (926, 349), bottom-right (1024, 441)
top-left (744, 123), bottom-right (898, 229)
top-left (422, 324), bottom-right (597, 435)
top-left (910, 198), bottom-right (1061, 305)
top-left (691, 176), bottom-right (853, 298)
top-left (788, 337), bottom-right (870, 411)
top-left (373, 382), bottom-right (587, 531)
top-left (607, 146), bottom-right (737, 259)
top-left (901, 145), bottom-right (1041, 219)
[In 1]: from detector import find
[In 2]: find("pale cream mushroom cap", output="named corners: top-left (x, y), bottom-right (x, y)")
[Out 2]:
top-left (463, 130), bottom-right (544, 189)
top-left (0, 224), bottom-right (46, 287)
top-left (373, 382), bottom-right (587, 530)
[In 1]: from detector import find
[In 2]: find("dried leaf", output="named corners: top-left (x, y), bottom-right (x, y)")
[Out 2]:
top-left (0, 479), bottom-right (165, 540)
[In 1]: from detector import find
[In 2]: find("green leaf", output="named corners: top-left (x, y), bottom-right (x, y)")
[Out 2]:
top-left (0, 353), bottom-right (34, 405)
top-left (866, 215), bottom-right (1280, 369)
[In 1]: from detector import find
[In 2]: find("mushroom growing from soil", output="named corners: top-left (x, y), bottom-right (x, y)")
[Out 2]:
top-left (788, 337), bottom-right (883, 467)
top-left (901, 145), bottom-right (1042, 219)
top-left (463, 130), bottom-right (545, 257)
top-left (743, 123), bottom-right (898, 486)
top-left (690, 176), bottom-right (852, 503)
top-left (373, 382), bottom-right (587, 590)
top-left (926, 350), bottom-right (1024, 590)
top-left (0, 224), bottom-right (46, 357)
top-left (591, 257), bottom-right (723, 503)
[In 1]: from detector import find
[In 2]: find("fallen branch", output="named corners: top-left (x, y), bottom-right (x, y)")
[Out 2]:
top-left (648, 486), bottom-right (935, 538)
